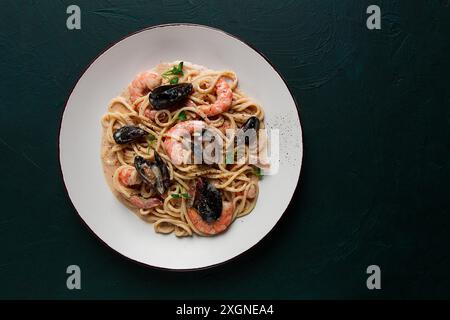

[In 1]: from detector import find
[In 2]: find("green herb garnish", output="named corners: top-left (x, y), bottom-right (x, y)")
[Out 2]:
top-left (146, 134), bottom-right (156, 142)
top-left (162, 61), bottom-right (184, 78)
top-left (254, 167), bottom-right (263, 180)
top-left (146, 134), bottom-right (155, 154)
top-left (178, 110), bottom-right (187, 121)
top-left (171, 192), bottom-right (191, 199)
top-left (169, 77), bottom-right (179, 84)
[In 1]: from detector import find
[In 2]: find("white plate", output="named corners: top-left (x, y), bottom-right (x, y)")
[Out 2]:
top-left (59, 24), bottom-right (303, 270)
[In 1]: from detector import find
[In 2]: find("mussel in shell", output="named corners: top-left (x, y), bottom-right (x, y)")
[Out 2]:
top-left (153, 152), bottom-right (171, 191)
top-left (113, 125), bottom-right (147, 144)
top-left (236, 116), bottom-right (260, 145)
top-left (193, 178), bottom-right (223, 223)
top-left (134, 153), bottom-right (170, 195)
top-left (149, 83), bottom-right (193, 110)
top-left (241, 116), bottom-right (260, 132)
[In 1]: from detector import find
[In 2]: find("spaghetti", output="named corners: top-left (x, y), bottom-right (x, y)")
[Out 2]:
top-left (101, 61), bottom-right (267, 237)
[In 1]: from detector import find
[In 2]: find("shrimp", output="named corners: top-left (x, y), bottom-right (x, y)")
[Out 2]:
top-left (144, 108), bottom-right (158, 121)
top-left (118, 166), bottom-right (142, 186)
top-left (187, 202), bottom-right (234, 235)
top-left (128, 195), bottom-right (162, 209)
top-left (198, 77), bottom-right (232, 116)
top-left (163, 120), bottom-right (207, 165)
top-left (116, 166), bottom-right (162, 209)
top-left (128, 71), bottom-right (162, 103)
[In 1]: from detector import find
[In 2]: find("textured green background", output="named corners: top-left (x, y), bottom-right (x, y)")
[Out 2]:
top-left (0, 0), bottom-right (449, 299)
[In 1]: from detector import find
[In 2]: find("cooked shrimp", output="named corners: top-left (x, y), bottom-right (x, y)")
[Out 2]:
top-left (187, 202), bottom-right (234, 235)
top-left (198, 77), bottom-right (232, 116)
top-left (128, 71), bottom-right (162, 103)
top-left (144, 108), bottom-right (158, 121)
top-left (118, 166), bottom-right (142, 186)
top-left (128, 195), bottom-right (162, 209)
top-left (117, 166), bottom-right (162, 209)
top-left (163, 120), bottom-right (207, 165)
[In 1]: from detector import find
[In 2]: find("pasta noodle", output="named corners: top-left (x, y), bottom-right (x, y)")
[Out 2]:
top-left (100, 61), bottom-right (266, 237)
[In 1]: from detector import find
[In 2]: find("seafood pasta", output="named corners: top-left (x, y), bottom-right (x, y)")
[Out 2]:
top-left (101, 61), bottom-right (267, 237)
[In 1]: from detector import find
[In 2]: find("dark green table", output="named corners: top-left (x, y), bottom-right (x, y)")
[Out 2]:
top-left (1, 0), bottom-right (449, 299)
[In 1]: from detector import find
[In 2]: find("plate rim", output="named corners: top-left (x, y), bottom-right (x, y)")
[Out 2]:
top-left (58, 23), bottom-right (304, 272)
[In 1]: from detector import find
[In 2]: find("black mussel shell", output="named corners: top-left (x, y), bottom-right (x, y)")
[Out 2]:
top-left (236, 116), bottom-right (260, 145)
top-left (149, 83), bottom-right (193, 110)
top-left (134, 156), bottom-right (156, 186)
top-left (153, 152), bottom-right (171, 191)
top-left (241, 116), bottom-right (260, 132)
top-left (134, 155), bottom-right (170, 195)
top-left (194, 178), bottom-right (222, 223)
top-left (113, 125), bottom-right (147, 144)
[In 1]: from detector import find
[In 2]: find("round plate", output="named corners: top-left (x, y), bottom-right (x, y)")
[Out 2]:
top-left (59, 24), bottom-right (303, 270)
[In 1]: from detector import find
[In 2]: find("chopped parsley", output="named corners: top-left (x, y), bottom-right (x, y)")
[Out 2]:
top-left (171, 193), bottom-right (191, 199)
top-left (254, 167), bottom-right (263, 180)
top-left (146, 134), bottom-right (156, 142)
top-left (146, 134), bottom-right (156, 154)
top-left (162, 62), bottom-right (184, 84)
top-left (178, 110), bottom-right (187, 121)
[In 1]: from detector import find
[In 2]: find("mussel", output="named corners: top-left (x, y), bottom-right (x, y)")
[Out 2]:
top-left (113, 125), bottom-right (147, 144)
top-left (236, 116), bottom-right (260, 145)
top-left (149, 83), bottom-right (193, 110)
top-left (134, 153), bottom-right (171, 195)
top-left (193, 178), bottom-right (223, 223)
top-left (241, 116), bottom-right (260, 132)
top-left (153, 152), bottom-right (171, 191)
